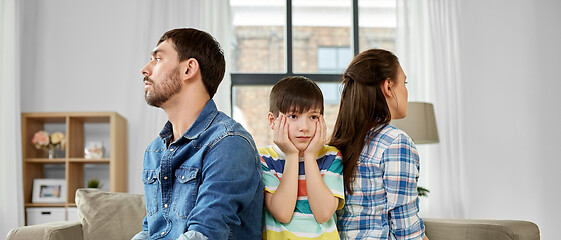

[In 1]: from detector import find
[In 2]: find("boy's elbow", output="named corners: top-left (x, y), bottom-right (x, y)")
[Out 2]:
top-left (270, 209), bottom-right (293, 223)
top-left (314, 213), bottom-right (333, 223)
top-left (276, 213), bottom-right (292, 223)
top-left (312, 199), bottom-right (338, 223)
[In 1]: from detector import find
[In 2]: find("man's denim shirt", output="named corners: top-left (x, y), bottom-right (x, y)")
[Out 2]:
top-left (134, 100), bottom-right (264, 240)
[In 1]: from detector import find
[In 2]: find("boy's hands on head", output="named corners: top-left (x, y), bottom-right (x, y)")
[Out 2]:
top-left (301, 115), bottom-right (339, 223)
top-left (303, 115), bottom-right (327, 158)
top-left (273, 113), bottom-right (299, 157)
top-left (266, 112), bottom-right (300, 223)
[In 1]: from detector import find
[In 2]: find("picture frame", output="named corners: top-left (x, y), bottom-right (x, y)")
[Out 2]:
top-left (84, 141), bottom-right (104, 159)
top-left (32, 179), bottom-right (66, 203)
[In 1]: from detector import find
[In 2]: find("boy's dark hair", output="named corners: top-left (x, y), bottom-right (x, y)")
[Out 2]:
top-left (269, 76), bottom-right (324, 116)
top-left (158, 28), bottom-right (225, 98)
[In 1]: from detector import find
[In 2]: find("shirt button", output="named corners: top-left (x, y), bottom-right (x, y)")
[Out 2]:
top-left (182, 176), bottom-right (185, 180)
top-left (164, 204), bottom-right (168, 208)
top-left (161, 232), bottom-right (165, 235)
top-left (170, 148), bottom-right (174, 151)
top-left (163, 176), bottom-right (168, 180)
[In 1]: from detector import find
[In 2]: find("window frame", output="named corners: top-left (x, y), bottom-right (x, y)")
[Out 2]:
top-left (230, 0), bottom-right (360, 88)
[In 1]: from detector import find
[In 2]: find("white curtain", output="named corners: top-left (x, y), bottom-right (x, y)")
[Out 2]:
top-left (426, 0), bottom-right (466, 218)
top-left (0, 0), bottom-right (25, 235)
top-left (396, 0), bottom-right (466, 218)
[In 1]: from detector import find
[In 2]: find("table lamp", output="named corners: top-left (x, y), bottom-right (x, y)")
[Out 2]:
top-left (391, 102), bottom-right (439, 144)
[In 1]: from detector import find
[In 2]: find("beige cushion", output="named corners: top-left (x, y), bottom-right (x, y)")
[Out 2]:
top-left (75, 188), bottom-right (146, 240)
top-left (7, 221), bottom-right (83, 240)
top-left (424, 218), bottom-right (540, 240)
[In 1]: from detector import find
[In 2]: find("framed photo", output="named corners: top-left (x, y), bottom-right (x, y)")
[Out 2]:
top-left (32, 179), bottom-right (66, 203)
top-left (84, 141), bottom-right (104, 159)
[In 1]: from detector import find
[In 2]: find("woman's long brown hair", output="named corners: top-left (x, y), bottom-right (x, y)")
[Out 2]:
top-left (329, 49), bottom-right (399, 194)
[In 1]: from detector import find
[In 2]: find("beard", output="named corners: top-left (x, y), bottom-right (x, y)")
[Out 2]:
top-left (144, 66), bottom-right (182, 107)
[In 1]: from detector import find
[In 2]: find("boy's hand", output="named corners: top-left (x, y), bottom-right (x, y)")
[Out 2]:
top-left (273, 114), bottom-right (299, 157)
top-left (304, 115), bottom-right (326, 158)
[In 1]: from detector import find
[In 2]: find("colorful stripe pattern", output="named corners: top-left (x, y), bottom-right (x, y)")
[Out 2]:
top-left (260, 145), bottom-right (344, 239)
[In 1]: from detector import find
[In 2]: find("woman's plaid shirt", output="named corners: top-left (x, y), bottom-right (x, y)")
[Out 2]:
top-left (337, 124), bottom-right (426, 240)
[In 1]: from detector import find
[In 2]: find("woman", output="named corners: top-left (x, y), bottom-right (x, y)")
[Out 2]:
top-left (330, 49), bottom-right (428, 240)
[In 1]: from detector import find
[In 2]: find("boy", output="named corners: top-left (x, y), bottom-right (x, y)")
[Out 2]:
top-left (260, 76), bottom-right (344, 239)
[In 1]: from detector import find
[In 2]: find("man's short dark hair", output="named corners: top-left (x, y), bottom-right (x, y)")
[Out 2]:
top-left (269, 76), bottom-right (324, 116)
top-left (158, 28), bottom-right (225, 98)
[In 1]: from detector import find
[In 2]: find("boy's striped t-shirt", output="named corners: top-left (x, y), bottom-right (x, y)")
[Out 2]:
top-left (260, 145), bottom-right (345, 240)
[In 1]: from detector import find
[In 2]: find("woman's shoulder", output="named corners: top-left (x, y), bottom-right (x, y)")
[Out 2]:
top-left (377, 124), bottom-right (412, 142)
top-left (367, 125), bottom-right (415, 155)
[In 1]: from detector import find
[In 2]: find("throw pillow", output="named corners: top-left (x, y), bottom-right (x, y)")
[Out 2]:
top-left (75, 188), bottom-right (145, 240)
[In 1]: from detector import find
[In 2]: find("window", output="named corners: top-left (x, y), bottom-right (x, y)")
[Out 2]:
top-left (231, 0), bottom-right (397, 147)
top-left (317, 47), bottom-right (352, 74)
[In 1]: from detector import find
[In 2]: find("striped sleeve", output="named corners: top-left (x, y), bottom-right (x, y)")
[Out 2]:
top-left (259, 147), bottom-right (281, 193)
top-left (321, 146), bottom-right (345, 210)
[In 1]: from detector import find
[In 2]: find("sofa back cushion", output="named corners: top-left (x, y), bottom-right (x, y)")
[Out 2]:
top-left (75, 188), bottom-right (146, 240)
top-left (424, 218), bottom-right (540, 240)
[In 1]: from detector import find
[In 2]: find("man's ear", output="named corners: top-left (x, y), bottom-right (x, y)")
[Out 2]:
top-left (181, 58), bottom-right (199, 81)
top-left (268, 112), bottom-right (276, 130)
top-left (381, 78), bottom-right (393, 98)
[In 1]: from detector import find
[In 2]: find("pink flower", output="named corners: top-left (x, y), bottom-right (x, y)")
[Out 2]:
top-left (32, 130), bottom-right (50, 149)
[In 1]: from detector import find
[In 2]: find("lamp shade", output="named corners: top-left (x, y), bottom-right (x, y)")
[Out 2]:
top-left (390, 102), bottom-right (439, 144)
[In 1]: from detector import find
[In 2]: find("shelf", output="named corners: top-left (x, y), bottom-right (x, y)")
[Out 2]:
top-left (68, 158), bottom-right (110, 163)
top-left (21, 111), bottom-right (127, 225)
top-left (25, 158), bottom-right (66, 164)
top-left (25, 203), bottom-right (66, 207)
top-left (24, 158), bottom-right (111, 164)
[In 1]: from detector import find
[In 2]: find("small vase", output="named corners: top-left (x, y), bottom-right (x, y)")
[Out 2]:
top-left (48, 146), bottom-right (55, 159)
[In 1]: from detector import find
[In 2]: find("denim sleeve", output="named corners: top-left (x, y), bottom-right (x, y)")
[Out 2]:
top-left (382, 134), bottom-right (425, 239)
top-left (177, 230), bottom-right (209, 240)
top-left (131, 230), bottom-right (149, 240)
top-left (186, 134), bottom-right (262, 239)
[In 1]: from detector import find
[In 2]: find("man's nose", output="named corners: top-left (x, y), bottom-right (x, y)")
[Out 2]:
top-left (141, 62), bottom-right (153, 76)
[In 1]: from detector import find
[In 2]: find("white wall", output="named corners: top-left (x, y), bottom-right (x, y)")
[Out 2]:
top-left (19, 0), bottom-right (165, 197)
top-left (458, 0), bottom-right (561, 239)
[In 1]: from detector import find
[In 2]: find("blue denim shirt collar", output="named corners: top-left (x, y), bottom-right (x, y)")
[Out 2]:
top-left (158, 99), bottom-right (219, 142)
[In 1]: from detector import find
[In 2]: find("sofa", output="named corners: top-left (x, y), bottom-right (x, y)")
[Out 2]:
top-left (7, 188), bottom-right (540, 240)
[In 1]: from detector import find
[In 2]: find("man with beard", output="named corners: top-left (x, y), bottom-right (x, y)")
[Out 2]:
top-left (132, 28), bottom-right (263, 240)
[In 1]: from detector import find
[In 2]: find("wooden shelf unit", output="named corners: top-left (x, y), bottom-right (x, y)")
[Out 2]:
top-left (21, 112), bottom-right (127, 225)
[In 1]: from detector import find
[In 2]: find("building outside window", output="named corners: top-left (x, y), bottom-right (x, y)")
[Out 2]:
top-left (231, 0), bottom-right (397, 147)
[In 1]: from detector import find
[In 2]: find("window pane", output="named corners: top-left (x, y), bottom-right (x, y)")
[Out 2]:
top-left (231, 0), bottom-right (286, 73)
top-left (359, 0), bottom-right (397, 52)
top-left (337, 47), bottom-right (352, 69)
top-left (317, 47), bottom-right (352, 73)
top-left (318, 83), bottom-right (342, 140)
top-left (292, 0), bottom-right (352, 74)
top-left (318, 48), bottom-right (338, 71)
top-left (233, 85), bottom-right (340, 148)
top-left (233, 86), bottom-right (273, 147)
